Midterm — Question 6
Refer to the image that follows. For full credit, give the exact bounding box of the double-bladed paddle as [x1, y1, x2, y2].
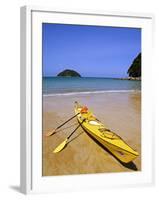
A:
[53, 119, 85, 153]
[45, 112, 80, 137]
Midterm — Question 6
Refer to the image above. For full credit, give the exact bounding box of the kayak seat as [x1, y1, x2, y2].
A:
[88, 120, 101, 126]
[98, 128, 120, 139]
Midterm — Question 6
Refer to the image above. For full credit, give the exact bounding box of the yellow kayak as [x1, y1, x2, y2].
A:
[74, 101, 139, 163]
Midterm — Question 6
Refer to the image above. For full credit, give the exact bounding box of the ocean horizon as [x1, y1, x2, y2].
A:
[42, 77, 141, 96]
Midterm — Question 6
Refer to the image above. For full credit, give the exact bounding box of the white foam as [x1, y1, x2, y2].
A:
[43, 90, 141, 97]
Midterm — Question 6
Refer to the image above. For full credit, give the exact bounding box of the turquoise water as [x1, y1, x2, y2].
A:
[43, 77, 141, 95]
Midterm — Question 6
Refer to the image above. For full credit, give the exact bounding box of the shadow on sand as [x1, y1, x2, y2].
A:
[84, 129, 138, 171]
[58, 123, 138, 171]
[49, 122, 79, 136]
[67, 131, 84, 144]
[53, 131, 84, 153]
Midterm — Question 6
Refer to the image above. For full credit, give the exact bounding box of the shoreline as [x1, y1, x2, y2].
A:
[43, 89, 141, 97]
[119, 77, 141, 81]
[42, 91, 141, 176]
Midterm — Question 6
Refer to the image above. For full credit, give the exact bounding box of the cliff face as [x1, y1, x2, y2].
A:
[57, 69, 81, 77]
[127, 53, 141, 78]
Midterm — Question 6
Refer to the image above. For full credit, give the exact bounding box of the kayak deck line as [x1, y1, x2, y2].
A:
[82, 123, 138, 157]
[74, 101, 139, 163]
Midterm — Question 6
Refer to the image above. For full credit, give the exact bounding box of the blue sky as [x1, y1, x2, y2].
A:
[42, 23, 141, 78]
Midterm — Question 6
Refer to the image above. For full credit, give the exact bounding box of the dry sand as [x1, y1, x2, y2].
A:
[42, 92, 141, 176]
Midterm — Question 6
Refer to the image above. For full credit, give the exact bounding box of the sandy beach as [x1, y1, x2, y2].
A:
[42, 91, 141, 176]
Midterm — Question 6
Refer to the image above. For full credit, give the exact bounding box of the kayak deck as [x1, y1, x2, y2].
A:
[74, 102, 139, 163]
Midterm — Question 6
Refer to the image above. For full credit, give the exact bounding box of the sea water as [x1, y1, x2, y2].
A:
[43, 77, 141, 96]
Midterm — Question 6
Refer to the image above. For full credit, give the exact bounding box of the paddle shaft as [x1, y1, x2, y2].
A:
[67, 119, 85, 140]
[55, 112, 80, 130]
[53, 118, 86, 153]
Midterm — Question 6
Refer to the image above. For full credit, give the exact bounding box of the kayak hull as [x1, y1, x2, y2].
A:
[74, 102, 139, 163]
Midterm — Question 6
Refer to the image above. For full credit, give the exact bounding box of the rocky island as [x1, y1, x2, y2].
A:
[127, 53, 141, 80]
[57, 69, 81, 77]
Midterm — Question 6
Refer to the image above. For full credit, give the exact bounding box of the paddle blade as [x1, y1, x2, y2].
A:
[53, 139, 68, 153]
[45, 129, 56, 137]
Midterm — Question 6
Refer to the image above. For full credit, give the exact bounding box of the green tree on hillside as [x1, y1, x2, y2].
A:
[127, 53, 141, 77]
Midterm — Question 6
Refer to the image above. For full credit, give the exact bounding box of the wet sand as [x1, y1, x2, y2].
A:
[42, 92, 141, 176]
